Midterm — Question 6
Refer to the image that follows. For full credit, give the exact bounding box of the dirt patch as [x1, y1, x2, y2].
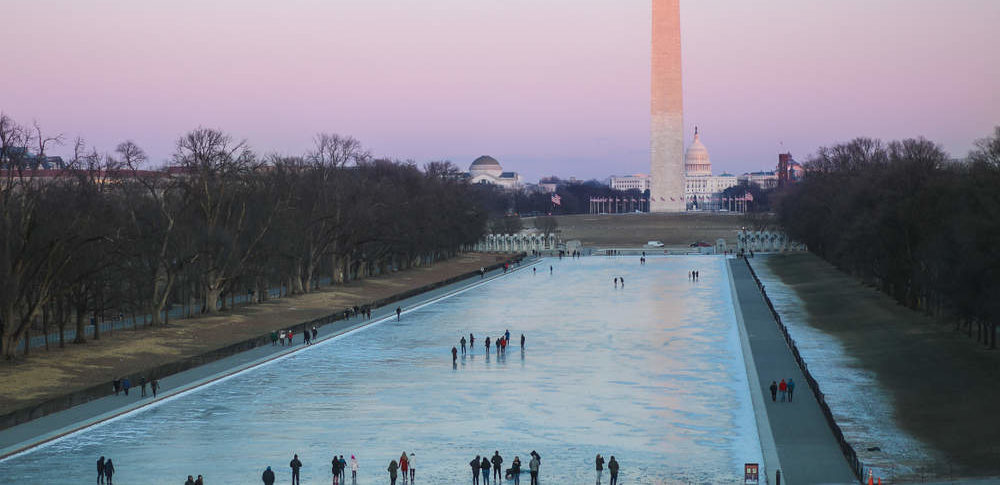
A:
[763, 253, 1000, 478]
[524, 212, 744, 247]
[0, 254, 501, 416]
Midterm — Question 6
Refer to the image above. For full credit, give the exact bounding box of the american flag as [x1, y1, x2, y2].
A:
[745, 192, 754, 202]
[551, 194, 562, 205]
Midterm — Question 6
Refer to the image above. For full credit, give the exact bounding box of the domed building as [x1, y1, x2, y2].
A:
[684, 127, 711, 177]
[467, 155, 522, 190]
[683, 128, 739, 210]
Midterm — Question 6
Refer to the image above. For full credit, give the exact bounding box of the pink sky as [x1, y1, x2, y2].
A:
[2, 0, 997, 181]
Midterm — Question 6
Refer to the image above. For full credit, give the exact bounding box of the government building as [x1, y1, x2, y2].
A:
[683, 128, 739, 210]
[465, 155, 522, 190]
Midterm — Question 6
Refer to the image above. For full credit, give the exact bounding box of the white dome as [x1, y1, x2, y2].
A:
[684, 128, 711, 177]
[469, 155, 503, 177]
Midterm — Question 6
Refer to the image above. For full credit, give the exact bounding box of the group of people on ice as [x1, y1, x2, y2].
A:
[454, 330, 524, 363]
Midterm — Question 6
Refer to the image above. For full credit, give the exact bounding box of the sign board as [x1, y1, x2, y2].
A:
[744, 463, 759, 484]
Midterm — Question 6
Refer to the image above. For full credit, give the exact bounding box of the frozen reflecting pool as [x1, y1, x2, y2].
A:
[1, 256, 761, 484]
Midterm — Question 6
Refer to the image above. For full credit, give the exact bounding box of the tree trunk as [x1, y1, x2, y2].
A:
[292, 263, 305, 294]
[73, 310, 87, 344]
[205, 286, 222, 314]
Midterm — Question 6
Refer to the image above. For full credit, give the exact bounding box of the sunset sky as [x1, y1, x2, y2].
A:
[2, 0, 997, 181]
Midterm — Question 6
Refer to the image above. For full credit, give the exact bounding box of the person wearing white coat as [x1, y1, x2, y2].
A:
[350, 455, 359, 483]
[408, 453, 415, 482]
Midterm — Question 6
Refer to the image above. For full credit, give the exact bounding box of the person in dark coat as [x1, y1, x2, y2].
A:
[453, 346, 458, 364]
[769, 381, 778, 402]
[480, 457, 491, 484]
[113, 379, 121, 396]
[470, 455, 481, 485]
[396, 307, 402, 321]
[97, 456, 105, 484]
[185, 476, 196, 485]
[290, 454, 303, 485]
[510, 456, 522, 485]
[103, 458, 115, 485]
[595, 454, 605, 484]
[122, 378, 131, 396]
[139, 376, 147, 397]
[332, 456, 342, 484]
[787, 378, 796, 402]
[608, 456, 619, 485]
[261, 466, 275, 485]
[151, 378, 160, 398]
[387, 459, 399, 485]
[195, 475, 204, 485]
[491, 451, 503, 482]
[521, 334, 525, 349]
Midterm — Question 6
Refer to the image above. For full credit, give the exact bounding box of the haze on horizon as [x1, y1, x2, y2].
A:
[2, 0, 997, 181]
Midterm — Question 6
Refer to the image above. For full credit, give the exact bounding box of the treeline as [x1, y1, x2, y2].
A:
[0, 114, 488, 359]
[777, 127, 1000, 347]
[473, 180, 647, 218]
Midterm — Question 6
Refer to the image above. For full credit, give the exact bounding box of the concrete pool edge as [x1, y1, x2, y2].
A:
[726, 258, 782, 484]
[0, 257, 541, 461]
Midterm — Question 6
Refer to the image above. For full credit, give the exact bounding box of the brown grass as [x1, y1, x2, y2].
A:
[0, 253, 500, 416]
[524, 212, 744, 247]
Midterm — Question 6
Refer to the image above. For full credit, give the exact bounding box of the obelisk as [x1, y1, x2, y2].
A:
[649, 0, 685, 212]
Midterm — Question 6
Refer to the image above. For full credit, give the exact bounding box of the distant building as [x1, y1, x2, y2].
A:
[610, 174, 650, 192]
[682, 129, 739, 210]
[0, 147, 64, 170]
[467, 155, 522, 190]
[739, 171, 779, 190]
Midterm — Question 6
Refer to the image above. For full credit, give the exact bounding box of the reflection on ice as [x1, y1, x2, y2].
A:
[1, 256, 761, 484]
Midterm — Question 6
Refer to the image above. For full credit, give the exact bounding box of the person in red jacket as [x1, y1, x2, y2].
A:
[778, 379, 788, 402]
[399, 452, 409, 483]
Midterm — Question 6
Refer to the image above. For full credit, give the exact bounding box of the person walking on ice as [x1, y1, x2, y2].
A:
[779, 379, 788, 402]
[408, 452, 415, 482]
[289, 454, 303, 485]
[103, 458, 115, 485]
[769, 381, 778, 402]
[787, 378, 796, 402]
[396, 306, 402, 321]
[350, 455, 358, 483]
[387, 459, 398, 485]
[399, 452, 409, 483]
[529, 453, 540, 485]
[470, 455, 481, 485]
[608, 456, 619, 485]
[261, 466, 275, 485]
[452, 346, 458, 364]
[480, 456, 491, 484]
[595, 453, 604, 484]
[460, 336, 467, 354]
[491, 451, 503, 483]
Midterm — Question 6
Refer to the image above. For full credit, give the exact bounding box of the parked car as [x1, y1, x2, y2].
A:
[689, 241, 712, 247]
[646, 240, 665, 247]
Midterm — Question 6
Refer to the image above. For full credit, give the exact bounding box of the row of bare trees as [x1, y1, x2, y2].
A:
[777, 127, 1000, 348]
[0, 114, 488, 359]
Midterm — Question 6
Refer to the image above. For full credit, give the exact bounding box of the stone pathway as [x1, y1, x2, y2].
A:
[728, 258, 858, 484]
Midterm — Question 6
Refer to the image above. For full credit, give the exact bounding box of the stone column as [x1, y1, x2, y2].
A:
[650, 0, 685, 212]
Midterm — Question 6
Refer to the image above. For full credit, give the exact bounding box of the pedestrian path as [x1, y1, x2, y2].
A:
[0, 259, 539, 460]
[728, 259, 858, 484]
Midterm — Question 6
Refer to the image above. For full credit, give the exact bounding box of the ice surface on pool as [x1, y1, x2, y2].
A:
[1, 256, 761, 484]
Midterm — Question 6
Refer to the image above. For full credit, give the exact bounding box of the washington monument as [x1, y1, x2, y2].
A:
[649, 0, 685, 212]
